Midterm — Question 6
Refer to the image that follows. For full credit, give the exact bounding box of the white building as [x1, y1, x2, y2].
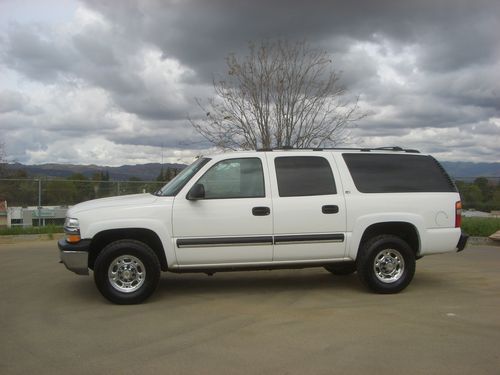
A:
[7, 206, 69, 227]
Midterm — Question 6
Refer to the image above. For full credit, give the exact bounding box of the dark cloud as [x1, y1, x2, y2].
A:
[0, 0, 499, 164]
[83, 0, 500, 77]
[3, 24, 76, 81]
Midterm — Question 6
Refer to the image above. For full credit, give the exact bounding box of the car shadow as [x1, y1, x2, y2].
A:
[154, 269, 364, 298]
[64, 269, 456, 304]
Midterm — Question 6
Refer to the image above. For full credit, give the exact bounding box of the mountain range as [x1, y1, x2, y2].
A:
[3, 160, 499, 181]
[440, 161, 499, 179]
[4, 162, 186, 181]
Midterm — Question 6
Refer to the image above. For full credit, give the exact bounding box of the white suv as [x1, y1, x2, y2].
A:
[59, 147, 468, 304]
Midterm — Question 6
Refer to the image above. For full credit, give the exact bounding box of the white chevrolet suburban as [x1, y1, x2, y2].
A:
[59, 147, 468, 304]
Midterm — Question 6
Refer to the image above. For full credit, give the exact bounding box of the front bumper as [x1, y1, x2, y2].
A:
[456, 232, 469, 252]
[58, 239, 91, 275]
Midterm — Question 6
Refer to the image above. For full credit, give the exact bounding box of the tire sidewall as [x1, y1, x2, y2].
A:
[357, 235, 415, 294]
[94, 240, 160, 304]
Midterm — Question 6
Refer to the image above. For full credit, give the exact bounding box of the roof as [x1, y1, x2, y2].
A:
[204, 147, 424, 160]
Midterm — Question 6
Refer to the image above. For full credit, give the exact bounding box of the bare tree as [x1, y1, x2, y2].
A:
[189, 39, 363, 150]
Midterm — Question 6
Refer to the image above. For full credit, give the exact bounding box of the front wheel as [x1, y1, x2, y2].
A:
[94, 240, 161, 304]
[357, 235, 415, 294]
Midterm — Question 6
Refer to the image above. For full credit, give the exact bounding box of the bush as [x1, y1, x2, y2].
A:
[0, 225, 63, 236]
[461, 217, 500, 237]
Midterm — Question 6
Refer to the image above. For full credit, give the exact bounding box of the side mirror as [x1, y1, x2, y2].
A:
[187, 183, 205, 200]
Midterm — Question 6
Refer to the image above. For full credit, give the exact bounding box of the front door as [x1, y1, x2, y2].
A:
[172, 156, 273, 266]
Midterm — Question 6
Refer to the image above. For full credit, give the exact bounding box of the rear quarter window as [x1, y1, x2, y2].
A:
[342, 153, 456, 193]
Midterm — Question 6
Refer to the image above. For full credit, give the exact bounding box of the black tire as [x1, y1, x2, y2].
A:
[356, 234, 415, 294]
[94, 240, 161, 304]
[324, 262, 356, 276]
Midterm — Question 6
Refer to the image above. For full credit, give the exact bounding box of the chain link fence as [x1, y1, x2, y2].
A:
[0, 178, 166, 227]
[0, 178, 165, 207]
[1, 177, 499, 227]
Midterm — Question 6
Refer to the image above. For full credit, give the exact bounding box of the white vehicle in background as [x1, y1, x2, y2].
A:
[59, 147, 468, 304]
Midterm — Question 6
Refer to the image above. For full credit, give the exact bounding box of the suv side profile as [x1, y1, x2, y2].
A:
[59, 147, 468, 304]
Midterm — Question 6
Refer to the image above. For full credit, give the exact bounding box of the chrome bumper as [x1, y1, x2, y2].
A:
[58, 239, 90, 275]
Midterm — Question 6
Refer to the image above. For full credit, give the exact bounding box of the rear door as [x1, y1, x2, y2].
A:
[267, 152, 346, 261]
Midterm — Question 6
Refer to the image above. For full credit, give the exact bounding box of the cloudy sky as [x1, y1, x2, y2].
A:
[0, 0, 499, 166]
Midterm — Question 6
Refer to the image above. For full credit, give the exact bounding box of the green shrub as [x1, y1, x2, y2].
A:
[461, 217, 500, 237]
[0, 225, 63, 236]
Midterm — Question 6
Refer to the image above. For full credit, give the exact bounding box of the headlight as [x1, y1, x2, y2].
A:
[64, 217, 81, 243]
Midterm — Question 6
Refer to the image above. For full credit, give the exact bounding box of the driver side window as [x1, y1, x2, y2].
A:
[197, 158, 265, 199]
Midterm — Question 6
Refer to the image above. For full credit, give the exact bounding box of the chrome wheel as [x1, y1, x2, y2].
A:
[373, 248, 405, 283]
[108, 255, 146, 293]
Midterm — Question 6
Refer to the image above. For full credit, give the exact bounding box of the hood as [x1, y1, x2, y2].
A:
[68, 194, 159, 216]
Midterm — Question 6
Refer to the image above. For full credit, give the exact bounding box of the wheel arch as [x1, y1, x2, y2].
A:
[353, 221, 421, 259]
[88, 228, 168, 271]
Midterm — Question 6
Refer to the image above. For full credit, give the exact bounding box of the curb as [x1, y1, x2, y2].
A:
[467, 236, 500, 247]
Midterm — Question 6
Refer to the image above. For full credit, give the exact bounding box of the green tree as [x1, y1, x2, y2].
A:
[474, 177, 493, 203]
[467, 185, 483, 208]
[493, 185, 500, 211]
[91, 170, 112, 199]
[0, 170, 38, 206]
[45, 179, 78, 206]
[67, 173, 93, 203]
[456, 177, 499, 212]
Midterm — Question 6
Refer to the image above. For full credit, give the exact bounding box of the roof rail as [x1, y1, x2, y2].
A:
[256, 146, 420, 153]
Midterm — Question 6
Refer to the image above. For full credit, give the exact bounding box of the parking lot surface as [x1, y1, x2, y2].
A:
[1, 241, 499, 374]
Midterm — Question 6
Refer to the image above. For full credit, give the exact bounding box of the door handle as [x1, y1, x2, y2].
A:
[252, 206, 270, 216]
[322, 205, 339, 214]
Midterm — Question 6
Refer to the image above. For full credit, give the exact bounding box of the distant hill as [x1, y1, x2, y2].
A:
[440, 161, 499, 179]
[3, 160, 499, 181]
[4, 162, 186, 181]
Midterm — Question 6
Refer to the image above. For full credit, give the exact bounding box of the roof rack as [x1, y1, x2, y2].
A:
[256, 146, 420, 153]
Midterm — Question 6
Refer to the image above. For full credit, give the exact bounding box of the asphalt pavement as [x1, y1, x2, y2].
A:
[1, 241, 499, 374]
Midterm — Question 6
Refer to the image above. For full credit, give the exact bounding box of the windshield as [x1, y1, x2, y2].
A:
[156, 157, 211, 196]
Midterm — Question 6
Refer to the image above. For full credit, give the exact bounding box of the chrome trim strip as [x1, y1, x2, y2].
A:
[176, 234, 344, 248]
[177, 236, 273, 249]
[177, 242, 272, 248]
[275, 239, 344, 245]
[274, 234, 345, 245]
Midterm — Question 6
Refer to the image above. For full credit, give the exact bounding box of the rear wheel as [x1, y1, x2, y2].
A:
[357, 235, 415, 294]
[94, 240, 160, 304]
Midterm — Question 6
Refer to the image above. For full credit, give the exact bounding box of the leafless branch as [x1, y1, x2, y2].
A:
[189, 39, 364, 150]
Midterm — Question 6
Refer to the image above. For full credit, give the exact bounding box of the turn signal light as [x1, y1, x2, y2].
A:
[455, 201, 462, 228]
[66, 234, 81, 243]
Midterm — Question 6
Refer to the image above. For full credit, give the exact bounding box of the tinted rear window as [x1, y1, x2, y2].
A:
[342, 154, 456, 193]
